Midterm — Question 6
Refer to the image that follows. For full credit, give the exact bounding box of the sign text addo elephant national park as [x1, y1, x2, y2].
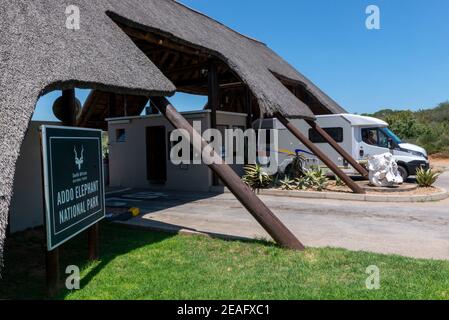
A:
[41, 126, 105, 251]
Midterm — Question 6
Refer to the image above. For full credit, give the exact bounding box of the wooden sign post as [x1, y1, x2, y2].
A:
[40, 125, 105, 296]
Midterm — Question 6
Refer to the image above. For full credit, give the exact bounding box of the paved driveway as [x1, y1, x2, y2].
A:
[113, 171, 449, 260]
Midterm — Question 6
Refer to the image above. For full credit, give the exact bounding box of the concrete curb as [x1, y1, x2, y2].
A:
[257, 188, 449, 203]
[212, 186, 449, 203]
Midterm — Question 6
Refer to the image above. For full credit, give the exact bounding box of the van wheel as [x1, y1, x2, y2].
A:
[398, 165, 408, 181]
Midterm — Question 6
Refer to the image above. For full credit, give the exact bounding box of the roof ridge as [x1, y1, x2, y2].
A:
[173, 0, 267, 46]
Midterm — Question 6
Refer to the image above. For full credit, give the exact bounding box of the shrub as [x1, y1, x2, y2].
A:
[310, 168, 329, 191]
[416, 168, 439, 187]
[295, 168, 329, 191]
[242, 164, 272, 191]
[364, 102, 449, 156]
[278, 176, 296, 190]
[294, 176, 312, 190]
[334, 175, 345, 187]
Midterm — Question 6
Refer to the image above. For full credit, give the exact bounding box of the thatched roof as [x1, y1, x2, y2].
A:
[0, 0, 346, 267]
[107, 0, 345, 117]
[77, 92, 149, 130]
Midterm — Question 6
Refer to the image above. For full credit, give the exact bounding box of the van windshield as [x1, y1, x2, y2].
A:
[381, 127, 402, 145]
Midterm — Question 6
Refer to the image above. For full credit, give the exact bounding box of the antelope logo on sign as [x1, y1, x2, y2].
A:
[74, 145, 84, 170]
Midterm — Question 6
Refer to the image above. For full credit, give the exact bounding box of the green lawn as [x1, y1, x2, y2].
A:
[1, 223, 448, 300]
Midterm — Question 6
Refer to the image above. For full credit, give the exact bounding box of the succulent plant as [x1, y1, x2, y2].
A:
[242, 164, 272, 191]
[416, 168, 439, 187]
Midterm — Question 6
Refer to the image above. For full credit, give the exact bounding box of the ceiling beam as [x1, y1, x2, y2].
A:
[119, 24, 210, 58]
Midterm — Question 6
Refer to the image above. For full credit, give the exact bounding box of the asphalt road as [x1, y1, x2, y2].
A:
[116, 171, 449, 260]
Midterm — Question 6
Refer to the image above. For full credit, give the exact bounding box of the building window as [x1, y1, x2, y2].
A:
[116, 129, 126, 143]
[309, 127, 344, 143]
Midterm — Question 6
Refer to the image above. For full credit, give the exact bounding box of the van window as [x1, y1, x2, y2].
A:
[361, 128, 389, 148]
[309, 127, 343, 143]
[377, 129, 389, 148]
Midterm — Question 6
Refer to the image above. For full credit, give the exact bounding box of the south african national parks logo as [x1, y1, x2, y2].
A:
[74, 145, 84, 171]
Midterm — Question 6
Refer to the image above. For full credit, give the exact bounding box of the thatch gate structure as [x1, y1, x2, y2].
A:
[0, 0, 368, 268]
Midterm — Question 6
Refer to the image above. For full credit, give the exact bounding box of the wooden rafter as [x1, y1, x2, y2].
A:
[119, 23, 209, 58]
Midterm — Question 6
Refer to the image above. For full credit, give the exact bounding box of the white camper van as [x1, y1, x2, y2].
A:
[255, 114, 429, 180]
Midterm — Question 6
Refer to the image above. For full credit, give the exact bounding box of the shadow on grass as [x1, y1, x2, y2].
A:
[1, 221, 279, 300]
[0, 223, 174, 300]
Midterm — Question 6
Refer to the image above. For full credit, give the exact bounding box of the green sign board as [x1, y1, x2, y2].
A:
[41, 126, 105, 251]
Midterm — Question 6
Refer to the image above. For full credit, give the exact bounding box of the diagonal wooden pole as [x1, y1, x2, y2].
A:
[306, 120, 369, 178]
[151, 96, 305, 250]
[276, 113, 365, 194]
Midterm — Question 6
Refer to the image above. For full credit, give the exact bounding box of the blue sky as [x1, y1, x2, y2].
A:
[33, 0, 449, 120]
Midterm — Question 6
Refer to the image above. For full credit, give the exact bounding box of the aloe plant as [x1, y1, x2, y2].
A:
[278, 176, 296, 190]
[311, 168, 329, 191]
[334, 175, 345, 187]
[295, 168, 329, 191]
[242, 164, 272, 191]
[416, 168, 439, 187]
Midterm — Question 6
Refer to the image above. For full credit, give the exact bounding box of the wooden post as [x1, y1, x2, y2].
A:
[45, 248, 60, 297]
[147, 99, 159, 115]
[88, 223, 100, 261]
[123, 94, 128, 117]
[61, 89, 77, 126]
[39, 132, 59, 297]
[64, 89, 100, 261]
[276, 113, 365, 194]
[208, 61, 219, 130]
[108, 92, 117, 118]
[244, 87, 253, 130]
[151, 96, 305, 250]
[208, 61, 219, 186]
[306, 120, 369, 178]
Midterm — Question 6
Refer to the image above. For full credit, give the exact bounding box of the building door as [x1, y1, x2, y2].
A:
[146, 126, 167, 183]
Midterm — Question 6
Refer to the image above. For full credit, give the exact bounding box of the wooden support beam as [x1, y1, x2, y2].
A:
[88, 223, 100, 261]
[119, 24, 208, 58]
[77, 91, 101, 127]
[163, 62, 208, 76]
[176, 87, 209, 96]
[244, 87, 253, 129]
[45, 248, 60, 297]
[306, 120, 369, 178]
[167, 52, 181, 70]
[208, 61, 219, 130]
[40, 129, 59, 297]
[123, 95, 128, 117]
[159, 51, 172, 68]
[208, 61, 219, 186]
[64, 89, 100, 261]
[220, 82, 244, 90]
[276, 113, 366, 194]
[147, 99, 159, 115]
[151, 96, 305, 251]
[108, 92, 117, 118]
[61, 89, 77, 126]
